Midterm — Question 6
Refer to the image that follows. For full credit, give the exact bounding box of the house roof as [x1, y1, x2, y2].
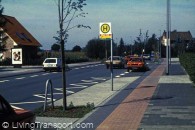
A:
[1, 15, 41, 47]
[163, 30, 193, 41]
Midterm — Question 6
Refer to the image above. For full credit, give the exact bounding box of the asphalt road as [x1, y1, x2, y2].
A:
[0, 62, 155, 111]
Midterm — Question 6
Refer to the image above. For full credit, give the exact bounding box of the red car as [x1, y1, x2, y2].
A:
[0, 95, 35, 129]
[127, 57, 148, 72]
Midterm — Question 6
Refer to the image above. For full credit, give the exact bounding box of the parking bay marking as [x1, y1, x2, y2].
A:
[0, 80, 9, 83]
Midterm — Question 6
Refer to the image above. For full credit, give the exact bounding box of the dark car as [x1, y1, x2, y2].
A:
[0, 95, 35, 129]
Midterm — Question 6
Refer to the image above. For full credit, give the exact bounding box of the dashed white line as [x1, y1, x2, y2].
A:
[42, 73, 50, 75]
[16, 77, 26, 80]
[115, 76, 121, 78]
[91, 77, 107, 81]
[30, 75, 39, 78]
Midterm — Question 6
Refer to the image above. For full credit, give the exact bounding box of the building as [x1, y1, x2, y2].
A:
[0, 15, 42, 63]
[161, 30, 194, 56]
[161, 30, 193, 46]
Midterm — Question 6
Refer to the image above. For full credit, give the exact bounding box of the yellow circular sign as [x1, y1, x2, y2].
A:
[101, 24, 110, 33]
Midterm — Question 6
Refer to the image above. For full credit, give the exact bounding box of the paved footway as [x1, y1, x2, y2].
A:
[96, 63, 166, 130]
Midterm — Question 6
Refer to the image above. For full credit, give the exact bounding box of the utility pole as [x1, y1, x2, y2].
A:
[166, 0, 171, 75]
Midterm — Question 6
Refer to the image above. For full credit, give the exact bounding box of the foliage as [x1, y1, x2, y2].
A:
[179, 52, 195, 84]
[85, 38, 107, 59]
[117, 38, 125, 56]
[0, 0, 7, 53]
[51, 43, 60, 51]
[65, 51, 89, 63]
[34, 102, 95, 118]
[145, 34, 158, 54]
[53, 0, 90, 43]
[72, 45, 82, 52]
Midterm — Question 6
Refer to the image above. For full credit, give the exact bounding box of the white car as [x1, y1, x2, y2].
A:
[43, 58, 62, 71]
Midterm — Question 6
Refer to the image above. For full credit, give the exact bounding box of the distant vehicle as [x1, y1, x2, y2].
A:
[142, 54, 151, 60]
[127, 57, 148, 72]
[105, 56, 125, 69]
[0, 95, 35, 129]
[43, 58, 62, 72]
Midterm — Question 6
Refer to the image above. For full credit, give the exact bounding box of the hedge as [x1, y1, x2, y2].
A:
[179, 52, 195, 84]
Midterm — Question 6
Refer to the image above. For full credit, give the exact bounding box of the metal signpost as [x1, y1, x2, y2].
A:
[99, 22, 113, 91]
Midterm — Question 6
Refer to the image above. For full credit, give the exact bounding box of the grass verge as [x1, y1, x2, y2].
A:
[34, 102, 94, 118]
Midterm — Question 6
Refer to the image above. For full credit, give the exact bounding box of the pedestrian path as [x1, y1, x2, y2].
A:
[139, 60, 195, 130]
[96, 62, 166, 130]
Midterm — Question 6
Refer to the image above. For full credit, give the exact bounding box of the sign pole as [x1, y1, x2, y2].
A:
[99, 22, 113, 91]
[111, 35, 113, 91]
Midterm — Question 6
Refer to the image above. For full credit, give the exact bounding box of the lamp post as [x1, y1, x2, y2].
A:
[166, 0, 171, 75]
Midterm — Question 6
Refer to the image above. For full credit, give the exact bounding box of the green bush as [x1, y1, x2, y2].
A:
[179, 53, 195, 84]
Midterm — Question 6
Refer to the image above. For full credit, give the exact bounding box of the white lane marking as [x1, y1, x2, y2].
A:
[69, 84, 88, 88]
[0, 80, 9, 83]
[91, 77, 107, 81]
[120, 73, 125, 76]
[74, 68, 80, 70]
[16, 77, 26, 80]
[30, 75, 39, 78]
[67, 90, 75, 94]
[81, 80, 99, 84]
[11, 105, 24, 110]
[115, 75, 121, 78]
[54, 88, 75, 94]
[42, 73, 50, 75]
[125, 72, 129, 74]
[81, 67, 85, 69]
[34, 94, 56, 101]
[11, 101, 45, 104]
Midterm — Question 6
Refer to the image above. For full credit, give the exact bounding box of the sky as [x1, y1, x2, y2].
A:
[2, 0, 195, 50]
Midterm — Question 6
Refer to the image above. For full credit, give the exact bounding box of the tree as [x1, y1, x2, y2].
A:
[145, 34, 158, 54]
[51, 43, 60, 51]
[72, 45, 82, 52]
[54, 0, 90, 110]
[0, 0, 6, 53]
[117, 38, 125, 56]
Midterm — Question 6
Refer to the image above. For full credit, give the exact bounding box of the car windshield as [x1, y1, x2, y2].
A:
[108, 57, 120, 60]
[131, 58, 142, 62]
[44, 59, 56, 63]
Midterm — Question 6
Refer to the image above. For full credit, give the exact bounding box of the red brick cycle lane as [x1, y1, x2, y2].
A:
[96, 63, 166, 130]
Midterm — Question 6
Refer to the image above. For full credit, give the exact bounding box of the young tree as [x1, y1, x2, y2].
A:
[54, 0, 90, 110]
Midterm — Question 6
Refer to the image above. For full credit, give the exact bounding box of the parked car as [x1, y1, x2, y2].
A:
[127, 57, 148, 72]
[43, 58, 62, 72]
[0, 95, 35, 129]
[105, 56, 125, 69]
